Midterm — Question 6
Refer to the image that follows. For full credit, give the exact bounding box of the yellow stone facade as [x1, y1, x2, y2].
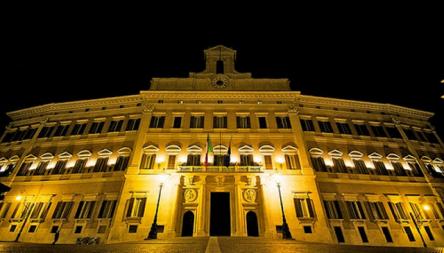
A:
[0, 45, 443, 247]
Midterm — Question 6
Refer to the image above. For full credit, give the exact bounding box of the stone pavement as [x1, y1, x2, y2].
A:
[0, 237, 443, 253]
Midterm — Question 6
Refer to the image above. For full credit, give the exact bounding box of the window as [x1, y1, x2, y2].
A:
[213, 116, 227, 128]
[108, 120, 123, 132]
[0, 202, 11, 218]
[35, 161, 49, 175]
[89, 122, 104, 134]
[318, 121, 333, 133]
[346, 201, 366, 219]
[126, 198, 146, 218]
[186, 155, 201, 166]
[404, 128, 418, 141]
[213, 155, 224, 166]
[276, 116, 291, 129]
[285, 154, 300, 170]
[240, 155, 253, 166]
[324, 200, 343, 219]
[75, 201, 96, 219]
[373, 161, 388, 175]
[353, 160, 369, 174]
[190, 116, 205, 128]
[424, 226, 434, 241]
[10, 224, 17, 232]
[30, 202, 51, 220]
[97, 225, 107, 233]
[258, 117, 267, 129]
[53, 124, 70, 137]
[38, 126, 56, 138]
[140, 154, 156, 169]
[114, 156, 129, 171]
[354, 124, 370, 136]
[149, 116, 165, 128]
[334, 226, 345, 243]
[425, 131, 438, 143]
[22, 128, 37, 140]
[371, 125, 386, 137]
[167, 155, 176, 169]
[300, 119, 315, 131]
[173, 117, 182, 128]
[128, 225, 138, 233]
[336, 122, 351, 134]
[414, 130, 427, 142]
[303, 226, 312, 233]
[71, 123, 87, 135]
[388, 202, 408, 221]
[404, 226, 415, 241]
[51, 160, 67, 175]
[93, 157, 110, 172]
[52, 201, 74, 219]
[28, 225, 37, 233]
[126, 118, 140, 131]
[236, 116, 251, 128]
[364, 202, 389, 220]
[17, 162, 32, 176]
[216, 60, 224, 74]
[331, 158, 347, 173]
[311, 157, 327, 172]
[409, 202, 424, 220]
[389, 161, 405, 176]
[264, 155, 273, 170]
[294, 198, 315, 218]
[98, 200, 117, 219]
[74, 225, 83, 234]
[71, 159, 87, 174]
[358, 226, 368, 243]
[385, 126, 401, 139]
[381, 227, 393, 243]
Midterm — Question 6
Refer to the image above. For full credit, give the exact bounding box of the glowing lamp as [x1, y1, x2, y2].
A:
[156, 156, 165, 164]
[253, 155, 262, 164]
[272, 173, 283, 185]
[230, 156, 238, 164]
[178, 155, 187, 164]
[422, 204, 431, 211]
[15, 195, 23, 201]
[275, 156, 285, 164]
[365, 161, 375, 169]
[158, 174, 169, 185]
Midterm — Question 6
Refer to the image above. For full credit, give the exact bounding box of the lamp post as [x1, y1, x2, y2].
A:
[14, 195, 33, 242]
[409, 203, 432, 248]
[273, 174, 292, 239]
[146, 174, 168, 240]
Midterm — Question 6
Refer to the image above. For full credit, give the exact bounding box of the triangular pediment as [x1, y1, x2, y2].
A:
[421, 156, 432, 162]
[143, 145, 160, 153]
[9, 155, 19, 162]
[118, 147, 132, 155]
[213, 145, 228, 153]
[434, 158, 443, 164]
[40, 153, 54, 160]
[77, 150, 92, 158]
[281, 145, 298, 153]
[187, 145, 202, 152]
[309, 148, 324, 155]
[328, 150, 343, 157]
[98, 149, 113, 156]
[58, 152, 72, 159]
[166, 145, 181, 153]
[238, 145, 254, 153]
[368, 152, 383, 159]
[24, 154, 37, 160]
[349, 151, 363, 158]
[403, 155, 416, 161]
[0, 157, 7, 163]
[259, 145, 275, 153]
[386, 153, 400, 160]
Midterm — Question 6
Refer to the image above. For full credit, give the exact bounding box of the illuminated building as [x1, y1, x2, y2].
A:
[0, 45, 443, 247]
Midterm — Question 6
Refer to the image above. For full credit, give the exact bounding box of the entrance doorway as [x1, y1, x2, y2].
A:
[210, 192, 231, 236]
[246, 211, 259, 236]
[181, 211, 194, 236]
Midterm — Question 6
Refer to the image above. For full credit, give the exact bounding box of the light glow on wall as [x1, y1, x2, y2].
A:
[66, 160, 76, 168]
[365, 160, 375, 169]
[29, 162, 38, 170]
[385, 162, 394, 170]
[253, 155, 262, 164]
[178, 155, 187, 164]
[108, 157, 117, 166]
[275, 156, 285, 164]
[344, 160, 355, 168]
[324, 158, 334, 167]
[402, 162, 412, 170]
[156, 155, 165, 164]
[46, 161, 57, 170]
[86, 158, 97, 167]
[230, 156, 238, 164]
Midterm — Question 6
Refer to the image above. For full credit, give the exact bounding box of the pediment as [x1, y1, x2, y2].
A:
[213, 145, 228, 153]
[259, 145, 275, 153]
[421, 156, 432, 162]
[368, 152, 383, 159]
[348, 151, 363, 158]
[281, 145, 298, 153]
[9, 155, 20, 162]
[166, 145, 181, 153]
[143, 145, 160, 153]
[309, 148, 324, 155]
[187, 145, 202, 152]
[98, 149, 113, 156]
[24, 154, 37, 160]
[386, 153, 400, 160]
[403, 155, 416, 161]
[433, 158, 443, 164]
[238, 145, 254, 153]
[118, 147, 132, 154]
[58, 152, 72, 159]
[77, 150, 92, 158]
[328, 150, 343, 157]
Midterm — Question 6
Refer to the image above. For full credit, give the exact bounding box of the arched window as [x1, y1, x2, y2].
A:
[309, 148, 326, 172]
[140, 145, 160, 170]
[282, 145, 300, 170]
[94, 149, 113, 173]
[114, 147, 132, 171]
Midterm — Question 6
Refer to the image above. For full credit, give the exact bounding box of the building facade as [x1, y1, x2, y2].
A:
[0, 45, 444, 247]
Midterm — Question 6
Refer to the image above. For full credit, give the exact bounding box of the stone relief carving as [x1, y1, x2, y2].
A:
[242, 189, 257, 203]
[184, 189, 198, 203]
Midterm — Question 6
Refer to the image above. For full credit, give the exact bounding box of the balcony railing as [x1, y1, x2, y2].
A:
[177, 165, 262, 173]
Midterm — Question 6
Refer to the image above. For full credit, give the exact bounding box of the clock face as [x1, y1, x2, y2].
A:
[212, 75, 230, 88]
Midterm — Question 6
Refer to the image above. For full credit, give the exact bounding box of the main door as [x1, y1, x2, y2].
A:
[210, 192, 231, 236]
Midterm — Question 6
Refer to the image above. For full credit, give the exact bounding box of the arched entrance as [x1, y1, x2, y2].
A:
[246, 211, 259, 236]
[181, 211, 194, 236]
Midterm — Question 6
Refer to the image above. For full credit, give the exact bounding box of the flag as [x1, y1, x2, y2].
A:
[224, 138, 231, 167]
[205, 133, 213, 167]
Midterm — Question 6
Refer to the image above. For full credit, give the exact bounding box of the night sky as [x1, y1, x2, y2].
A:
[2, 7, 444, 137]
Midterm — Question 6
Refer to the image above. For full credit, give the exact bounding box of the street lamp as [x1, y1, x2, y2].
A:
[272, 174, 292, 239]
[146, 174, 168, 240]
[409, 203, 431, 248]
[14, 195, 33, 242]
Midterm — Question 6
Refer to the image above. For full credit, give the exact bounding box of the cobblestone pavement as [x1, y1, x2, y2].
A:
[0, 237, 443, 253]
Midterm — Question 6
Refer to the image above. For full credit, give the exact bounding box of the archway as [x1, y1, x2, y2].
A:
[246, 211, 259, 236]
[181, 211, 194, 236]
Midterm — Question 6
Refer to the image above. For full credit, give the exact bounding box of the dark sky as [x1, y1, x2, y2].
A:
[2, 7, 444, 137]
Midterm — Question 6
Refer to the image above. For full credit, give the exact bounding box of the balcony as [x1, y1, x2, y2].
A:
[177, 165, 262, 173]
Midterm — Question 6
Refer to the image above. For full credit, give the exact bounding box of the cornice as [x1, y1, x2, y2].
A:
[140, 90, 301, 100]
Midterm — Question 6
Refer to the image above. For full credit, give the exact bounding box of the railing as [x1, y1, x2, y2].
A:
[177, 165, 262, 173]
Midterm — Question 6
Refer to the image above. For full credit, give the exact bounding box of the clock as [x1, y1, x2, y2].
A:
[211, 74, 230, 88]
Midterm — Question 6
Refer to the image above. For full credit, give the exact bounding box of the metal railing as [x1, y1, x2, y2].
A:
[177, 165, 262, 173]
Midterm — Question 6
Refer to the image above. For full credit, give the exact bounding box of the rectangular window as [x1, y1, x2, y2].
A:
[331, 158, 347, 173]
[318, 121, 333, 133]
[71, 159, 87, 174]
[149, 116, 165, 128]
[0, 202, 11, 218]
[126, 198, 146, 218]
[71, 123, 87, 136]
[108, 120, 124, 132]
[409, 202, 424, 220]
[38, 126, 56, 138]
[285, 154, 301, 170]
[373, 161, 388, 175]
[128, 225, 138, 233]
[186, 155, 201, 166]
[140, 154, 156, 170]
[126, 118, 141, 131]
[404, 128, 418, 141]
[51, 160, 67, 175]
[276, 116, 291, 129]
[388, 202, 408, 222]
[336, 122, 351, 134]
[264, 155, 273, 170]
[404, 226, 415, 242]
[294, 198, 315, 218]
[381, 227, 393, 243]
[93, 157, 109, 172]
[425, 131, 438, 143]
[334, 226, 345, 243]
[172, 117, 182, 128]
[28, 225, 37, 233]
[75, 201, 96, 219]
[414, 130, 427, 142]
[113, 156, 129, 171]
[213, 116, 228, 128]
[323, 200, 343, 219]
[74, 225, 83, 234]
[89, 122, 104, 134]
[311, 157, 327, 172]
[258, 117, 267, 129]
[346, 201, 366, 219]
[424, 226, 434, 240]
[23, 128, 37, 140]
[53, 124, 70, 137]
[52, 201, 74, 219]
[371, 125, 387, 137]
[300, 119, 315, 131]
[98, 200, 117, 219]
[17, 162, 32, 176]
[353, 159, 368, 174]
[213, 155, 224, 166]
[35, 161, 49, 175]
[167, 155, 176, 169]
[303, 226, 312, 233]
[391, 161, 406, 176]
[236, 116, 251, 129]
[240, 155, 253, 166]
[190, 116, 205, 128]
[30, 202, 51, 220]
[364, 202, 389, 220]
[358, 226, 368, 243]
[354, 124, 370, 136]
[385, 126, 402, 139]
